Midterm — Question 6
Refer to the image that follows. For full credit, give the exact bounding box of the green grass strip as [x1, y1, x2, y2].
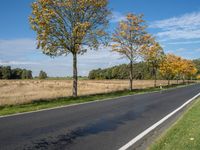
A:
[0, 83, 195, 116]
[150, 97, 200, 150]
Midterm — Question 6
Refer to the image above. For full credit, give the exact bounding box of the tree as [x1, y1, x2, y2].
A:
[0, 66, 2, 79]
[21, 70, 27, 79]
[27, 70, 33, 79]
[197, 74, 200, 80]
[159, 54, 178, 85]
[160, 54, 198, 85]
[39, 70, 48, 79]
[88, 70, 96, 80]
[30, 0, 110, 97]
[21, 70, 33, 79]
[11, 68, 23, 79]
[2, 66, 11, 79]
[88, 62, 152, 80]
[112, 13, 148, 91]
[180, 59, 197, 83]
[141, 36, 164, 87]
[193, 59, 200, 74]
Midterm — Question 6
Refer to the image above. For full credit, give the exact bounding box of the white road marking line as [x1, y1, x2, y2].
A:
[119, 92, 200, 150]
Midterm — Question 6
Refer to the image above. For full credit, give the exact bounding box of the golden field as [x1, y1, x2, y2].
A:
[0, 80, 182, 106]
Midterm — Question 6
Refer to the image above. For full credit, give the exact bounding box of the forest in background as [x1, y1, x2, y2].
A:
[88, 59, 200, 80]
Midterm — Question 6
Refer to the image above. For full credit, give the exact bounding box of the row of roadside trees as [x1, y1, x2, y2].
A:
[29, 0, 198, 97]
[111, 14, 197, 89]
[159, 54, 197, 85]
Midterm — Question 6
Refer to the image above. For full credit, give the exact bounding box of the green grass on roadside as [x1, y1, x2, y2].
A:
[0, 83, 195, 116]
[150, 97, 200, 150]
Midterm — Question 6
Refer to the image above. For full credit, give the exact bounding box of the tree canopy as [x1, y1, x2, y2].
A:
[159, 54, 197, 83]
[39, 70, 48, 79]
[140, 35, 164, 86]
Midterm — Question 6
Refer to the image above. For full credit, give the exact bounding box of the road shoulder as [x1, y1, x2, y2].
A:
[134, 98, 200, 150]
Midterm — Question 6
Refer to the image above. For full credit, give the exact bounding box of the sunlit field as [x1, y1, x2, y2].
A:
[0, 80, 186, 106]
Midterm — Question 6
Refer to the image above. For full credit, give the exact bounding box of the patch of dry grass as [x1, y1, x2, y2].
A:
[0, 80, 181, 106]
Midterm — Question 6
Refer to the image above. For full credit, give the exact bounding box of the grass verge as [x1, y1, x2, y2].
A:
[149, 97, 200, 150]
[0, 83, 195, 116]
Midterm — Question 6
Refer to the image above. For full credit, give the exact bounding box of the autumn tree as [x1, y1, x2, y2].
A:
[159, 54, 178, 85]
[159, 54, 197, 85]
[193, 59, 200, 74]
[180, 59, 197, 83]
[141, 35, 164, 87]
[30, 0, 110, 97]
[112, 13, 147, 91]
[160, 54, 182, 84]
[197, 74, 200, 80]
[186, 62, 198, 81]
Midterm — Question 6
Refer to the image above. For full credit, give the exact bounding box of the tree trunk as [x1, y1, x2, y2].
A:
[73, 53, 78, 97]
[190, 77, 193, 84]
[168, 79, 170, 86]
[183, 75, 185, 84]
[176, 74, 178, 84]
[154, 68, 157, 88]
[129, 61, 133, 91]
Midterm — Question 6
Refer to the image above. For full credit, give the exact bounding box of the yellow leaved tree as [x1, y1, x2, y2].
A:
[159, 54, 179, 85]
[160, 54, 197, 85]
[140, 35, 164, 87]
[197, 74, 200, 80]
[180, 59, 197, 83]
[29, 0, 110, 97]
[112, 13, 148, 91]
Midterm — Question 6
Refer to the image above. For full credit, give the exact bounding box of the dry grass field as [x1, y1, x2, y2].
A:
[0, 80, 182, 106]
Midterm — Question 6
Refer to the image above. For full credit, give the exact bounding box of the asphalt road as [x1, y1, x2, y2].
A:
[0, 84, 200, 150]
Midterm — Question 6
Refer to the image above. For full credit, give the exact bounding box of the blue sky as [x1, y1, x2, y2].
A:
[0, 0, 200, 76]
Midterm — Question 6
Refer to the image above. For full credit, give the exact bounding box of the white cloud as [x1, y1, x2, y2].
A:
[0, 38, 40, 59]
[156, 29, 200, 40]
[0, 38, 125, 76]
[0, 60, 39, 65]
[150, 12, 200, 40]
[150, 12, 200, 29]
[167, 40, 200, 45]
[165, 48, 200, 59]
[0, 38, 37, 53]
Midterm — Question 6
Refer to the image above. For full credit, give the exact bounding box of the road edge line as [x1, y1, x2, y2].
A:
[118, 92, 200, 150]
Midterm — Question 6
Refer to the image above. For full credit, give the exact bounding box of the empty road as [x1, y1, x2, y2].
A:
[0, 84, 200, 150]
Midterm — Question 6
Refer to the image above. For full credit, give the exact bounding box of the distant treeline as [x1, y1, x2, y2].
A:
[89, 59, 200, 80]
[89, 62, 158, 80]
[0, 66, 33, 80]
